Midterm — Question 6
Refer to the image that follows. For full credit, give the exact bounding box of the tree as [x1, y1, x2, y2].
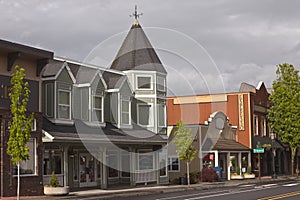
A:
[7, 66, 34, 200]
[172, 121, 197, 186]
[267, 63, 300, 176]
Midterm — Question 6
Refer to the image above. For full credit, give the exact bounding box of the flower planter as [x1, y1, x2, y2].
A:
[244, 174, 255, 179]
[44, 186, 69, 196]
[230, 174, 244, 180]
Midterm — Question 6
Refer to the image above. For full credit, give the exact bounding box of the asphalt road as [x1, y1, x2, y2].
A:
[107, 180, 300, 200]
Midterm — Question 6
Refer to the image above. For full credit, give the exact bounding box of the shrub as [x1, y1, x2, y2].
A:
[190, 171, 199, 184]
[199, 167, 218, 182]
[246, 166, 252, 174]
[50, 171, 59, 187]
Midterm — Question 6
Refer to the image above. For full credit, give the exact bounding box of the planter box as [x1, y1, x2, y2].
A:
[244, 174, 255, 179]
[44, 186, 69, 196]
[230, 175, 244, 180]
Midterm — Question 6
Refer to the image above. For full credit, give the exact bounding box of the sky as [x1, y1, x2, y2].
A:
[1, 0, 300, 96]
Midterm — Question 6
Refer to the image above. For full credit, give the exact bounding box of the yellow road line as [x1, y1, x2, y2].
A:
[258, 190, 300, 200]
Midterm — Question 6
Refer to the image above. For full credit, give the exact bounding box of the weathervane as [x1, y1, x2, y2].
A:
[130, 5, 142, 24]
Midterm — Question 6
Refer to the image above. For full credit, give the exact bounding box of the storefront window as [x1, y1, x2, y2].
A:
[121, 151, 130, 177]
[43, 148, 62, 175]
[138, 151, 154, 170]
[108, 151, 119, 178]
[159, 149, 167, 176]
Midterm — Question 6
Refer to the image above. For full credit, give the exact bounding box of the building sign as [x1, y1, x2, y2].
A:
[253, 148, 264, 153]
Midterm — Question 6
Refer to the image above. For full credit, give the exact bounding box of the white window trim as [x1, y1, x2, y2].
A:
[92, 95, 103, 123]
[136, 75, 153, 91]
[137, 103, 154, 127]
[158, 104, 166, 127]
[121, 98, 131, 126]
[13, 138, 37, 177]
[168, 156, 180, 172]
[58, 89, 72, 120]
[262, 117, 267, 136]
[157, 76, 166, 92]
[137, 150, 155, 171]
[254, 115, 259, 136]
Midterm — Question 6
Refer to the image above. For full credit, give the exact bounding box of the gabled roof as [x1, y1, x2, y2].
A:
[110, 22, 167, 74]
[239, 82, 256, 93]
[41, 60, 76, 83]
[102, 71, 127, 90]
[42, 117, 166, 144]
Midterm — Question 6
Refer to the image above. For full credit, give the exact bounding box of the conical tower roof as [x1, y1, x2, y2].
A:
[110, 20, 167, 74]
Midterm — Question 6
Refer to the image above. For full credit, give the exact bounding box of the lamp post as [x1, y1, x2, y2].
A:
[270, 132, 277, 179]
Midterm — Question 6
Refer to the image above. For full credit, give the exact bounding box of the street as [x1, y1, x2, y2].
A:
[105, 180, 300, 200]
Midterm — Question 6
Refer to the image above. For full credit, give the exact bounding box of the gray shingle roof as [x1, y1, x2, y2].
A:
[110, 23, 167, 74]
[42, 117, 166, 144]
[102, 71, 126, 89]
[41, 60, 64, 78]
[239, 82, 256, 93]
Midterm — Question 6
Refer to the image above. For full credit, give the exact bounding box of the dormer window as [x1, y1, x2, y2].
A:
[136, 75, 152, 90]
[92, 95, 103, 122]
[58, 89, 71, 120]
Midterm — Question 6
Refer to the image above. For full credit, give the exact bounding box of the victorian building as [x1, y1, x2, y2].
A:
[41, 16, 168, 189]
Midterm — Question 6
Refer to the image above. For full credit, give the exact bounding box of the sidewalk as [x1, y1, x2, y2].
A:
[1, 176, 297, 200]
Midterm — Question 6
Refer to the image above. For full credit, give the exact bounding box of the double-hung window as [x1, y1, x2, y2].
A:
[121, 98, 130, 125]
[262, 117, 267, 136]
[58, 89, 71, 119]
[168, 157, 179, 172]
[92, 95, 103, 122]
[157, 76, 166, 92]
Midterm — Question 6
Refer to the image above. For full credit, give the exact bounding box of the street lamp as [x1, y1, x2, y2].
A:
[270, 132, 277, 179]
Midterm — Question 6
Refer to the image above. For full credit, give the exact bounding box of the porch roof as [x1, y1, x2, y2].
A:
[212, 139, 250, 151]
[42, 117, 167, 145]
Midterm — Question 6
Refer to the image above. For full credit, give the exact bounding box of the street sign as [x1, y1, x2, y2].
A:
[253, 148, 264, 153]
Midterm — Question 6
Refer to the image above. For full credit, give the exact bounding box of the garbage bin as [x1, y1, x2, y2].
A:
[214, 166, 222, 181]
[180, 174, 187, 185]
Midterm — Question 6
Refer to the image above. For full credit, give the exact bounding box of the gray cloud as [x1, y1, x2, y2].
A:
[1, 0, 300, 94]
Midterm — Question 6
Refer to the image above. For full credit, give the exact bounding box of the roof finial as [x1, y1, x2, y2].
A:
[130, 5, 143, 25]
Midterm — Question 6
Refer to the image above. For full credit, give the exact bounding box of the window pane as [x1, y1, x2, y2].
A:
[92, 110, 102, 122]
[58, 105, 70, 119]
[122, 113, 129, 125]
[139, 153, 153, 170]
[93, 96, 102, 109]
[14, 139, 36, 175]
[121, 153, 130, 177]
[137, 77, 151, 89]
[59, 91, 70, 105]
[157, 77, 165, 91]
[138, 105, 150, 125]
[43, 150, 62, 175]
[158, 104, 165, 127]
[108, 152, 118, 178]
[122, 100, 129, 113]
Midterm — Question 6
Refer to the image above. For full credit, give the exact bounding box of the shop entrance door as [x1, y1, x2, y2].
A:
[79, 153, 97, 187]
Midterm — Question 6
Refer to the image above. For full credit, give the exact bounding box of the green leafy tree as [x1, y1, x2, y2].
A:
[173, 121, 197, 185]
[267, 63, 300, 176]
[7, 66, 34, 200]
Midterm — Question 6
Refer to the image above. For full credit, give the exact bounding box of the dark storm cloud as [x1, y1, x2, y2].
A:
[1, 0, 299, 94]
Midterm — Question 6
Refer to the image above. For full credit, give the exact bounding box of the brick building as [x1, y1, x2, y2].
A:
[0, 39, 53, 197]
